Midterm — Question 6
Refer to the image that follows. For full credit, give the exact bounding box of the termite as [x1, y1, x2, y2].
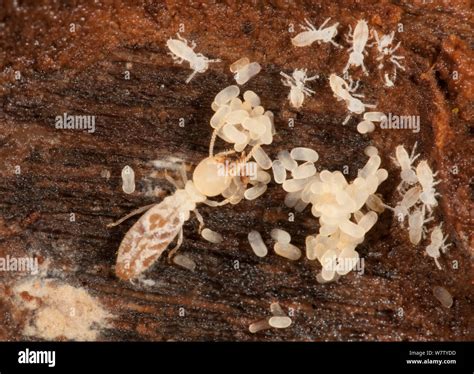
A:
[329, 74, 376, 124]
[109, 150, 257, 281]
[416, 160, 440, 212]
[280, 69, 318, 109]
[373, 30, 405, 71]
[167, 33, 221, 83]
[408, 205, 433, 245]
[343, 20, 370, 75]
[385, 185, 421, 225]
[393, 143, 419, 192]
[291, 18, 340, 48]
[426, 224, 451, 270]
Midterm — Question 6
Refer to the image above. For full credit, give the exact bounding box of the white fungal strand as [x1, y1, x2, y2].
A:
[433, 286, 453, 308]
[290, 147, 319, 163]
[248, 230, 268, 257]
[121, 165, 136, 194]
[272, 160, 287, 184]
[270, 228, 291, 245]
[173, 254, 196, 271]
[201, 228, 223, 244]
[274, 242, 301, 260]
[268, 316, 292, 329]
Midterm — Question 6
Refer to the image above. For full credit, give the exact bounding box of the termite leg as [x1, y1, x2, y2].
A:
[107, 204, 156, 228]
[165, 170, 181, 189]
[185, 70, 199, 84]
[342, 114, 351, 125]
[168, 227, 184, 259]
[193, 208, 205, 233]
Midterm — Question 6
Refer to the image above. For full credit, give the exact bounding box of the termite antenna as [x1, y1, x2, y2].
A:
[208, 122, 225, 157]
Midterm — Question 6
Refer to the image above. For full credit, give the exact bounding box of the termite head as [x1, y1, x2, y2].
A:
[190, 56, 208, 73]
[347, 98, 365, 114]
[293, 69, 307, 82]
[193, 156, 232, 197]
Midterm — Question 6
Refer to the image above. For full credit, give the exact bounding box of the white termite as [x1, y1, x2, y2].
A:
[343, 20, 370, 75]
[280, 69, 318, 109]
[386, 185, 421, 224]
[121, 165, 136, 194]
[373, 30, 405, 71]
[394, 143, 419, 191]
[416, 160, 440, 212]
[167, 33, 221, 83]
[329, 74, 376, 124]
[291, 18, 340, 48]
[426, 225, 451, 270]
[408, 205, 433, 245]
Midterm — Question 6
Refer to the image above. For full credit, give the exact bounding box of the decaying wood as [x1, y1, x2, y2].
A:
[0, 0, 472, 341]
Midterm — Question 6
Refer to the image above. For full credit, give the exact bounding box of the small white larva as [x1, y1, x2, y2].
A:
[363, 112, 386, 122]
[268, 316, 292, 329]
[270, 302, 286, 316]
[201, 228, 223, 244]
[214, 85, 240, 106]
[277, 150, 298, 171]
[249, 318, 271, 333]
[248, 230, 268, 257]
[173, 254, 196, 271]
[234, 62, 261, 85]
[292, 162, 316, 179]
[433, 286, 453, 308]
[282, 178, 310, 192]
[270, 228, 291, 245]
[121, 165, 135, 194]
[252, 146, 273, 170]
[364, 145, 378, 157]
[272, 160, 287, 184]
[243, 90, 261, 107]
[290, 147, 319, 163]
[357, 120, 375, 134]
[244, 183, 268, 200]
[274, 242, 301, 260]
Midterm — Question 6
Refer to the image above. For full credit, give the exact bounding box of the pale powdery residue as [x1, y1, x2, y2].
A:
[13, 278, 113, 341]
